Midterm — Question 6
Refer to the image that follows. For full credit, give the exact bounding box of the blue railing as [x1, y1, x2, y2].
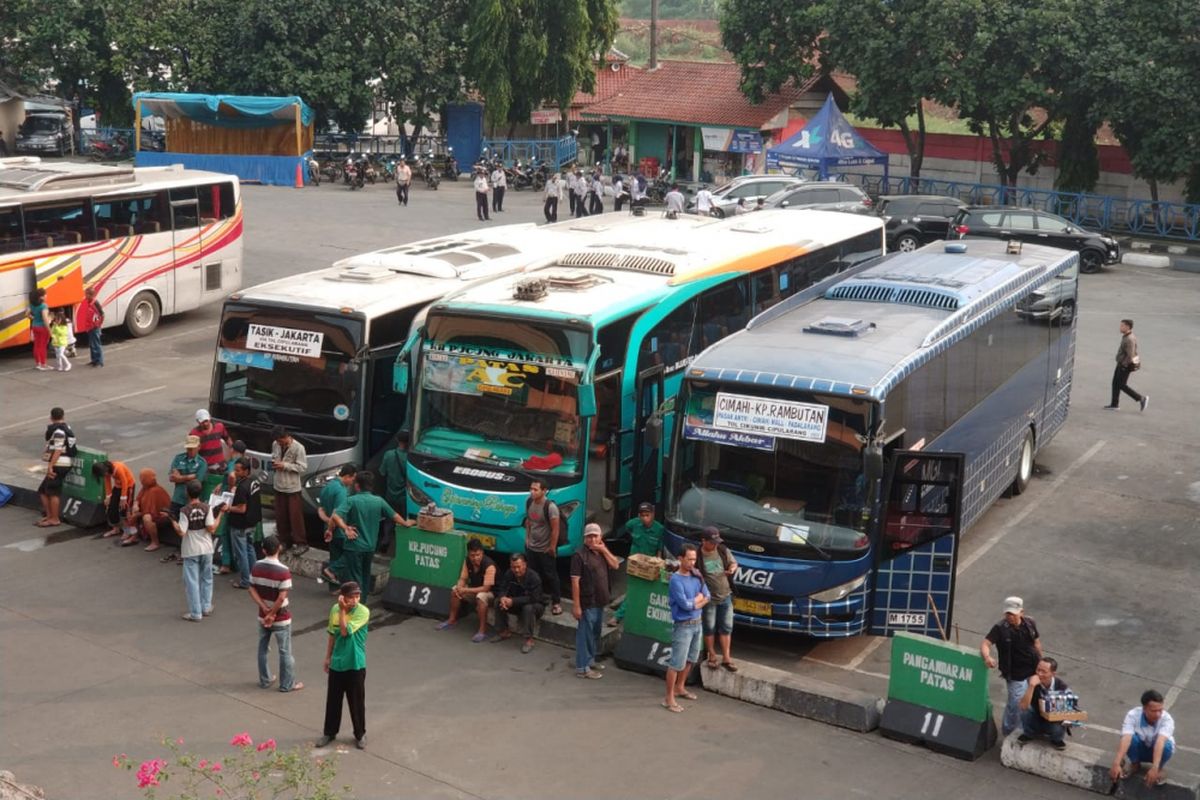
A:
[839, 171, 1200, 242]
[480, 136, 577, 168]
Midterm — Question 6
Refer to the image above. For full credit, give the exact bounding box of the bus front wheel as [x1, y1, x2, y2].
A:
[125, 291, 161, 337]
[1010, 429, 1035, 495]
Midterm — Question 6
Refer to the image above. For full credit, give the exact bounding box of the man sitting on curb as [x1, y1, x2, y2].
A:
[435, 539, 496, 642]
[491, 553, 545, 654]
[1110, 689, 1176, 788]
[1017, 657, 1067, 750]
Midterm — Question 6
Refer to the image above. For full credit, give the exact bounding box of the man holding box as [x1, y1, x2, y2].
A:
[1017, 657, 1068, 750]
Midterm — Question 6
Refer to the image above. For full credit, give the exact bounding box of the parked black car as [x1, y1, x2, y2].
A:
[766, 181, 873, 214]
[950, 205, 1119, 273]
[876, 194, 961, 252]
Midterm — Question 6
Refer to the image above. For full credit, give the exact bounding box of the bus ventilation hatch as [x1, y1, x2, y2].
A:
[826, 282, 960, 310]
[803, 317, 876, 337]
[557, 251, 675, 276]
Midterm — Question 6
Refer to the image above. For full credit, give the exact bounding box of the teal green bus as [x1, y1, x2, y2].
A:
[402, 210, 885, 554]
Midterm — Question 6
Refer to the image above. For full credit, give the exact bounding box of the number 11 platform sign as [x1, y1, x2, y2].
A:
[880, 632, 997, 761]
[380, 527, 468, 617]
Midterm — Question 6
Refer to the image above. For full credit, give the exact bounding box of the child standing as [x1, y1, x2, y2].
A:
[50, 310, 72, 372]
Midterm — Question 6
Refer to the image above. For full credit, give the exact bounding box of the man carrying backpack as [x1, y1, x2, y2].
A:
[524, 479, 563, 616]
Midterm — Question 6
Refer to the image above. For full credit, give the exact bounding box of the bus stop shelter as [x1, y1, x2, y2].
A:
[132, 93, 314, 186]
[766, 93, 889, 183]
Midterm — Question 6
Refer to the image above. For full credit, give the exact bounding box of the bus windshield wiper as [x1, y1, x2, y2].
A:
[745, 513, 833, 561]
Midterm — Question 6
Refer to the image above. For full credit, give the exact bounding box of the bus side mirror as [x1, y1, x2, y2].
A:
[393, 355, 409, 393]
[579, 384, 597, 417]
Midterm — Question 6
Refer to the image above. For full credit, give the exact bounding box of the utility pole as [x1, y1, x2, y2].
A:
[649, 0, 659, 69]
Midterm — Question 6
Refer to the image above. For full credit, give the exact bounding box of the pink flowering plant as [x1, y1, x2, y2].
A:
[113, 732, 351, 799]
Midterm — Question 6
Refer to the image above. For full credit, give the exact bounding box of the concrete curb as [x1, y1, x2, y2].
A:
[1122, 252, 1172, 269]
[279, 547, 390, 596]
[1000, 731, 1200, 798]
[700, 659, 883, 733]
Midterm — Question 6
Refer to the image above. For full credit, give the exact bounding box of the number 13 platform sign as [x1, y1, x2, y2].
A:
[380, 528, 469, 617]
[880, 632, 997, 761]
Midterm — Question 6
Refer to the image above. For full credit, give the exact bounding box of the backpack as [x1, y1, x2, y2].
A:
[524, 497, 559, 527]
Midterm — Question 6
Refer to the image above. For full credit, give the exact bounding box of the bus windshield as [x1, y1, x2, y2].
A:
[414, 314, 590, 475]
[668, 384, 874, 559]
[212, 303, 364, 439]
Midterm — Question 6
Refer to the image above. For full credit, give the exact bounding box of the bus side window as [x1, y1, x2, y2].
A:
[697, 278, 750, 347]
[198, 182, 236, 223]
[169, 187, 199, 229]
[24, 200, 93, 246]
[637, 299, 698, 374]
[0, 207, 23, 253]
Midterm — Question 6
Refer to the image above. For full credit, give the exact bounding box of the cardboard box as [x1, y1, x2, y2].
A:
[627, 553, 665, 581]
[417, 509, 454, 533]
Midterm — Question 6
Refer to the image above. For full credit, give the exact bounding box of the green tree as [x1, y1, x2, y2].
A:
[822, 0, 975, 182]
[718, 0, 824, 104]
[1088, 0, 1200, 202]
[362, 0, 470, 143]
[466, 0, 619, 130]
[1053, 101, 1100, 193]
[946, 0, 1075, 195]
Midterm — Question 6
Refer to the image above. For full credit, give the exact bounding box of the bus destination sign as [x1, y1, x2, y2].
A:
[712, 392, 829, 443]
[245, 324, 324, 358]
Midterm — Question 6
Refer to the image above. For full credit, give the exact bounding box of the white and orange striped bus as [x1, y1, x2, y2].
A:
[0, 157, 242, 348]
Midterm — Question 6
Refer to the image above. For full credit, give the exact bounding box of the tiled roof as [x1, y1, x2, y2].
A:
[569, 61, 643, 122]
[580, 61, 818, 128]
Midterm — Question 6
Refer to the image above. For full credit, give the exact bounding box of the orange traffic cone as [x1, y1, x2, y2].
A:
[295, 161, 304, 188]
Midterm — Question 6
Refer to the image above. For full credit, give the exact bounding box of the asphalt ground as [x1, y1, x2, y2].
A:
[2, 180, 1199, 797]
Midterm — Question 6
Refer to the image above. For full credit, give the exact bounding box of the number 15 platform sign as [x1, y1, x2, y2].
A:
[880, 632, 997, 761]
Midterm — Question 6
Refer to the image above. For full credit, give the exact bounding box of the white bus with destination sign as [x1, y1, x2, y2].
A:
[207, 221, 624, 538]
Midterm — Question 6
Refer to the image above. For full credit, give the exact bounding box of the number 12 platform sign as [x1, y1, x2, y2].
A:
[880, 632, 997, 761]
[380, 528, 468, 617]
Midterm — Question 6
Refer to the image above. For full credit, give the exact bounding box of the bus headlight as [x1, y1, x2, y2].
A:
[810, 575, 867, 604]
[303, 468, 341, 491]
[408, 482, 433, 507]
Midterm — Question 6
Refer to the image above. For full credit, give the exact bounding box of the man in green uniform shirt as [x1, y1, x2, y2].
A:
[318, 464, 357, 587]
[375, 433, 409, 554]
[317, 581, 370, 749]
[326, 471, 414, 594]
[611, 502, 668, 625]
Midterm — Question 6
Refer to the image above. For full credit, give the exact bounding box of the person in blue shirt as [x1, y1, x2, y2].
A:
[168, 435, 208, 513]
[663, 543, 709, 713]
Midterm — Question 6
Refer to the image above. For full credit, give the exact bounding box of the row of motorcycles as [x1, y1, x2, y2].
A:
[306, 149, 459, 190]
[473, 149, 552, 192]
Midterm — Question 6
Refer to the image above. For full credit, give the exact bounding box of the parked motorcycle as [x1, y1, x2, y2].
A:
[88, 135, 130, 162]
[648, 167, 670, 204]
[320, 159, 341, 183]
[421, 153, 440, 189]
[531, 159, 550, 192]
[307, 155, 321, 186]
[442, 147, 459, 180]
[343, 155, 366, 190]
[510, 160, 535, 191]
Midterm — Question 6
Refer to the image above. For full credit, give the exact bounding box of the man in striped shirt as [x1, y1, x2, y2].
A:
[248, 535, 303, 692]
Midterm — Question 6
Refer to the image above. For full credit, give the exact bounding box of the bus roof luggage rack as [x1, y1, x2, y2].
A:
[803, 317, 875, 337]
[0, 162, 136, 192]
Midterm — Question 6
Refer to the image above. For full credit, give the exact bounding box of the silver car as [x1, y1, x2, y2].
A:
[689, 175, 804, 217]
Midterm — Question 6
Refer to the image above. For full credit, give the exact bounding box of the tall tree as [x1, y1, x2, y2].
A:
[466, 0, 619, 130]
[718, 0, 824, 104]
[1088, 0, 1200, 202]
[362, 0, 469, 144]
[946, 0, 1074, 195]
[822, 0, 975, 182]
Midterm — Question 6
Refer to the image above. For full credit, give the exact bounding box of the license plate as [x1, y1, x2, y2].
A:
[465, 533, 496, 550]
[887, 612, 927, 626]
[733, 597, 772, 617]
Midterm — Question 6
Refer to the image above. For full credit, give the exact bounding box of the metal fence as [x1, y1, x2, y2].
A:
[480, 136, 577, 169]
[840, 171, 1200, 242]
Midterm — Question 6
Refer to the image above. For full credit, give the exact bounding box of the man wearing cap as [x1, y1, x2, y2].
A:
[981, 596, 1043, 736]
[167, 435, 208, 522]
[664, 543, 709, 712]
[270, 425, 308, 554]
[570, 523, 619, 679]
[610, 503, 667, 626]
[318, 581, 370, 750]
[473, 168, 490, 222]
[697, 526, 738, 672]
[191, 409, 232, 475]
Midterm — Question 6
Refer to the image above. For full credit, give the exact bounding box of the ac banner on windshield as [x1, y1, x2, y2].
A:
[712, 391, 829, 443]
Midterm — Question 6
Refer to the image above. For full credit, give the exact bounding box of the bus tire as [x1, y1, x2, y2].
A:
[125, 291, 161, 337]
[1010, 429, 1035, 496]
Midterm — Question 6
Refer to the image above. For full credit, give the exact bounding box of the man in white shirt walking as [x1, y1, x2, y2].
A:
[490, 164, 507, 212]
[693, 185, 714, 216]
[544, 172, 562, 223]
[473, 168, 490, 221]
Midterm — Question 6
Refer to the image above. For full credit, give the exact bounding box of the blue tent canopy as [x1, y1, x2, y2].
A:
[132, 92, 314, 129]
[766, 94, 889, 181]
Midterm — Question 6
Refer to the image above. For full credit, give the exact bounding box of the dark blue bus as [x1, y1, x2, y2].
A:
[665, 239, 1079, 638]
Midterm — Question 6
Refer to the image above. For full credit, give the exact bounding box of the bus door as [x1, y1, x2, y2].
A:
[868, 451, 964, 638]
[169, 187, 220, 310]
[632, 364, 665, 510]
